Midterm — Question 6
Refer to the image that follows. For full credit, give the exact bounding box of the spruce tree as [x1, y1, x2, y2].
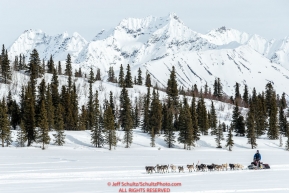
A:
[232, 101, 240, 134]
[178, 98, 194, 149]
[70, 83, 79, 130]
[243, 85, 249, 106]
[235, 82, 241, 103]
[164, 102, 176, 148]
[191, 95, 200, 142]
[21, 55, 25, 70]
[145, 71, 152, 87]
[125, 64, 133, 88]
[109, 91, 116, 125]
[142, 87, 150, 133]
[265, 82, 274, 115]
[204, 83, 208, 97]
[150, 126, 156, 147]
[149, 89, 162, 135]
[193, 84, 199, 96]
[42, 59, 45, 73]
[53, 104, 65, 146]
[255, 96, 268, 137]
[0, 47, 11, 84]
[226, 125, 234, 151]
[65, 54, 72, 91]
[63, 87, 73, 130]
[123, 106, 133, 148]
[78, 105, 88, 130]
[210, 101, 217, 135]
[137, 68, 142, 85]
[104, 106, 117, 150]
[215, 122, 224, 148]
[95, 68, 101, 80]
[217, 78, 223, 99]
[166, 66, 179, 108]
[197, 96, 209, 135]
[119, 87, 133, 148]
[16, 121, 27, 147]
[134, 76, 137, 85]
[36, 79, 46, 127]
[28, 49, 42, 96]
[148, 89, 162, 147]
[18, 54, 22, 70]
[178, 105, 186, 148]
[51, 68, 60, 108]
[24, 85, 36, 146]
[237, 115, 246, 136]
[36, 100, 50, 150]
[246, 108, 257, 149]
[46, 84, 54, 130]
[108, 66, 116, 82]
[48, 55, 54, 73]
[133, 102, 140, 129]
[0, 99, 10, 147]
[118, 64, 125, 87]
[213, 79, 218, 98]
[161, 103, 167, 134]
[6, 91, 12, 117]
[268, 92, 279, 139]
[108, 67, 112, 82]
[10, 100, 21, 130]
[91, 91, 104, 147]
[58, 61, 62, 75]
[14, 55, 19, 71]
[109, 91, 116, 123]
[279, 106, 287, 136]
[87, 68, 95, 130]
[280, 92, 287, 109]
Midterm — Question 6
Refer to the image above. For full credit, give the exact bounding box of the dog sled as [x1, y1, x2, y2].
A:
[247, 161, 270, 170]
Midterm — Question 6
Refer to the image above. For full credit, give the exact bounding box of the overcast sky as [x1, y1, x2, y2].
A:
[0, 0, 288, 46]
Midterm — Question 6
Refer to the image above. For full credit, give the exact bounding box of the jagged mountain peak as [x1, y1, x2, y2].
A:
[9, 30, 88, 61]
[204, 26, 250, 45]
[115, 13, 186, 34]
[6, 13, 289, 92]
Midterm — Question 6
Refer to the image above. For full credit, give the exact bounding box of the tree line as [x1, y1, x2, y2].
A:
[0, 46, 289, 151]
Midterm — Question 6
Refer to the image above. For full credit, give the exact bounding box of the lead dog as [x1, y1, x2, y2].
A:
[145, 166, 155, 174]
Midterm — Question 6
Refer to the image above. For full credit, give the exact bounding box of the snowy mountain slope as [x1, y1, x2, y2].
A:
[269, 37, 289, 68]
[6, 13, 289, 96]
[139, 44, 289, 96]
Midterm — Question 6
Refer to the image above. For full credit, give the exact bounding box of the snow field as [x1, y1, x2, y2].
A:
[1, 129, 289, 193]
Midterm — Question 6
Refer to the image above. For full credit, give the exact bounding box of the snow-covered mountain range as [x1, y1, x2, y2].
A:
[7, 13, 289, 96]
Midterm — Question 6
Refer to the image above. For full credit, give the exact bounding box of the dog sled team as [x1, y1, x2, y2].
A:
[145, 163, 245, 174]
[145, 150, 270, 174]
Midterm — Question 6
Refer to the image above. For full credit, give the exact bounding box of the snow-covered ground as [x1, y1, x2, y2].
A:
[1, 129, 289, 193]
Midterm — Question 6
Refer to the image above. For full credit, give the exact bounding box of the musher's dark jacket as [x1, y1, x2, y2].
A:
[254, 153, 261, 161]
